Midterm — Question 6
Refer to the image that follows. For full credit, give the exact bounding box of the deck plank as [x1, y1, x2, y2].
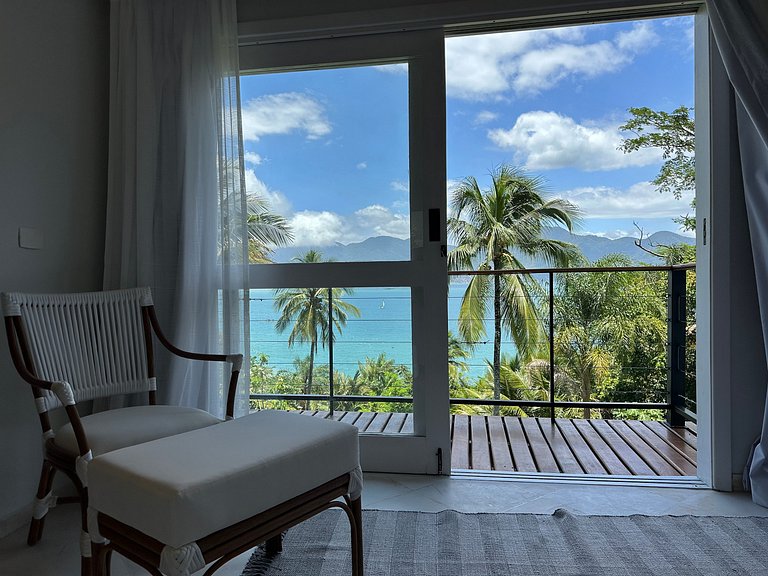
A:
[590, 420, 655, 475]
[624, 421, 697, 475]
[607, 420, 681, 476]
[470, 416, 492, 470]
[537, 419, 583, 474]
[677, 424, 698, 450]
[504, 417, 537, 472]
[383, 412, 408, 434]
[572, 419, 632, 475]
[641, 421, 697, 464]
[340, 411, 361, 426]
[366, 412, 392, 433]
[487, 417, 514, 471]
[286, 410, 697, 477]
[555, 419, 606, 474]
[452, 415, 470, 469]
[520, 418, 560, 473]
[351, 411, 377, 432]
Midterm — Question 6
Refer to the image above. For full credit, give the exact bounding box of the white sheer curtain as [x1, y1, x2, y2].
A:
[104, 0, 250, 418]
[707, 0, 768, 504]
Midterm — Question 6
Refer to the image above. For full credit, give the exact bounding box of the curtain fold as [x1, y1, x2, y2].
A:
[707, 0, 768, 504]
[105, 0, 250, 418]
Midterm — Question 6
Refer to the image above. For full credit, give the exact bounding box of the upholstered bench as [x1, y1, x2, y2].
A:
[87, 410, 363, 576]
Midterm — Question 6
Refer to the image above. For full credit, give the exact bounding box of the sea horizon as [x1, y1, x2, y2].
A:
[248, 285, 512, 381]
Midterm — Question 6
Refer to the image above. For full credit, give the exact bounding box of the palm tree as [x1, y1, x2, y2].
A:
[447, 331, 470, 390]
[247, 194, 293, 263]
[273, 250, 360, 407]
[448, 164, 581, 414]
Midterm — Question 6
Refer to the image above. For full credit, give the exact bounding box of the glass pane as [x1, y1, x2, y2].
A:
[249, 286, 414, 432]
[239, 64, 410, 264]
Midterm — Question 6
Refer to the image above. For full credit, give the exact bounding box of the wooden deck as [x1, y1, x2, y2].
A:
[293, 411, 697, 476]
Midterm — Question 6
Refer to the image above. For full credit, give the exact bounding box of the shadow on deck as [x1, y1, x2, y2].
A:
[291, 410, 697, 477]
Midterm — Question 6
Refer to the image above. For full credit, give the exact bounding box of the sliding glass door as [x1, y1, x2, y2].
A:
[239, 30, 450, 473]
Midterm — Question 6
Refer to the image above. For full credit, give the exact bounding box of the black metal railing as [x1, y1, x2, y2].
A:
[248, 264, 696, 426]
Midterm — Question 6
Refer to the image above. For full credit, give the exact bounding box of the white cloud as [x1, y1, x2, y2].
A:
[352, 205, 410, 239]
[288, 205, 410, 247]
[591, 229, 642, 240]
[615, 21, 658, 52]
[445, 31, 537, 100]
[474, 111, 498, 124]
[390, 180, 409, 192]
[241, 93, 331, 142]
[445, 22, 658, 100]
[377, 63, 408, 75]
[559, 181, 694, 219]
[244, 169, 292, 216]
[289, 211, 346, 247]
[488, 110, 661, 171]
[356, 162, 368, 170]
[662, 16, 695, 53]
[244, 152, 262, 165]
[512, 41, 629, 94]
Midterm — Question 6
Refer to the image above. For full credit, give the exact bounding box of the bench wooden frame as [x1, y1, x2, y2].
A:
[91, 473, 363, 576]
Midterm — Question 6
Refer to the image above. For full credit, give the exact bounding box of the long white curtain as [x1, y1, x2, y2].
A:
[707, 0, 768, 504]
[104, 0, 250, 418]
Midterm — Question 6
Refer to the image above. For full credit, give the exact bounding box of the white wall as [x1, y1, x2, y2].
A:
[0, 0, 108, 533]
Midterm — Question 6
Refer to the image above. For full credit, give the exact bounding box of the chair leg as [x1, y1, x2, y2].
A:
[28, 460, 56, 546]
[349, 497, 364, 576]
[82, 554, 93, 576]
[79, 487, 92, 576]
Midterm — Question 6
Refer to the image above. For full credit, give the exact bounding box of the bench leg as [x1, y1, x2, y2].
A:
[265, 533, 283, 557]
[91, 541, 107, 576]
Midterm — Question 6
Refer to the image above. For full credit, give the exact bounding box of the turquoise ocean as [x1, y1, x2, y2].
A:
[248, 285, 513, 380]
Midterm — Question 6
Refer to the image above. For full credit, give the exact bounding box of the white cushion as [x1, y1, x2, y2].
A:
[88, 410, 360, 548]
[56, 405, 221, 456]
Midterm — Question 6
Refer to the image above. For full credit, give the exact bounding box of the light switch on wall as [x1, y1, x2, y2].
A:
[19, 227, 44, 250]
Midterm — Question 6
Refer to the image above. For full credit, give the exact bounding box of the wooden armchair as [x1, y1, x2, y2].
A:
[2, 287, 243, 576]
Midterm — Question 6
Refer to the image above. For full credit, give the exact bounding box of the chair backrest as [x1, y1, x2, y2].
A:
[2, 287, 156, 411]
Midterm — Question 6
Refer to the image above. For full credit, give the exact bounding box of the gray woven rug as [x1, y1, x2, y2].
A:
[242, 508, 768, 575]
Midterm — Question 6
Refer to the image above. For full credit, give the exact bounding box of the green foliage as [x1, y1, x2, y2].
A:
[250, 351, 414, 414]
[552, 255, 668, 419]
[619, 105, 695, 231]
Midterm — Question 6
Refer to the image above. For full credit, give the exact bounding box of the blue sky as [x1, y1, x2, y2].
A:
[239, 15, 695, 249]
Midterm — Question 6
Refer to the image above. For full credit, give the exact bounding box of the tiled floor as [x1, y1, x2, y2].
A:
[2, 472, 767, 575]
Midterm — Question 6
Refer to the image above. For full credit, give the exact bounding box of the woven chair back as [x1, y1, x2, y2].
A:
[3, 288, 155, 410]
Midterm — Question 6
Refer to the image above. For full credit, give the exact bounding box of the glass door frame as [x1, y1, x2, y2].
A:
[239, 29, 451, 474]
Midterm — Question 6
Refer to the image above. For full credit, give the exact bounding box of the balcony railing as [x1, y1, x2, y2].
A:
[249, 263, 696, 427]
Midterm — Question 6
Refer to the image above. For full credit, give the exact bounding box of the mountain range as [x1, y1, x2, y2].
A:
[271, 229, 694, 265]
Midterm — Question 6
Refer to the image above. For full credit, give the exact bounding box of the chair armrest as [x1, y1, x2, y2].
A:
[144, 306, 244, 418]
[145, 306, 242, 369]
